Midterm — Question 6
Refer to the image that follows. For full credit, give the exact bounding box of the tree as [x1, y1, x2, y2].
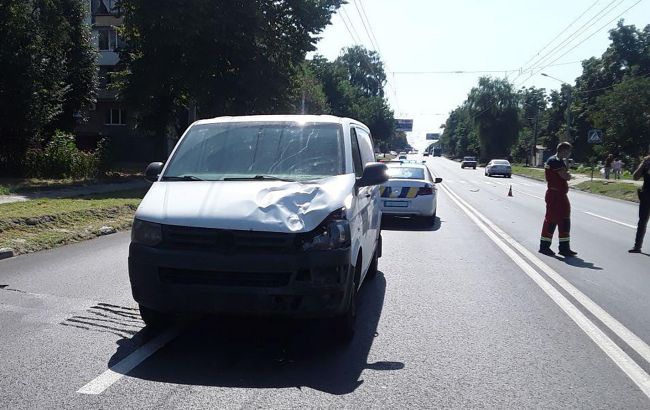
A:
[0, 0, 97, 174]
[514, 87, 547, 162]
[115, 0, 343, 155]
[590, 76, 650, 160]
[308, 47, 395, 143]
[467, 77, 519, 161]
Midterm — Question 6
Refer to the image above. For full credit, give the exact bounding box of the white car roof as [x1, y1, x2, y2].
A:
[192, 115, 370, 131]
[386, 163, 427, 169]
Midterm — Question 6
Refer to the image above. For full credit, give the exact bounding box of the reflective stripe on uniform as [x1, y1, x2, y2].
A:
[540, 236, 552, 242]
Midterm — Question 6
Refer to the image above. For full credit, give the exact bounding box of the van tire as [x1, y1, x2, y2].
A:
[332, 264, 358, 342]
[139, 305, 169, 329]
[366, 249, 379, 280]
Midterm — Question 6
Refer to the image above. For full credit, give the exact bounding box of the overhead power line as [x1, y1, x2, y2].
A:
[520, 0, 644, 85]
[339, 8, 362, 45]
[512, 0, 623, 84]
[521, 0, 626, 79]
[357, 0, 383, 55]
[517, 0, 604, 72]
[388, 60, 584, 76]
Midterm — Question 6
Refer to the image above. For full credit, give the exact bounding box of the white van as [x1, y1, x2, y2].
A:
[129, 115, 388, 340]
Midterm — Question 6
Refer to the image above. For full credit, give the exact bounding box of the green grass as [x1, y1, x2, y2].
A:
[511, 165, 546, 182]
[0, 185, 10, 195]
[0, 189, 147, 255]
[574, 181, 639, 203]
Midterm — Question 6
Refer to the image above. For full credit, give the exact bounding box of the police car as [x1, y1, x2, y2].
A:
[379, 162, 442, 224]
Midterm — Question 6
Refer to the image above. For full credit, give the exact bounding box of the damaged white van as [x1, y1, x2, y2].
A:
[128, 115, 388, 340]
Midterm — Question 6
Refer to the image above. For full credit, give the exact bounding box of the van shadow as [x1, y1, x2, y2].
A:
[108, 273, 401, 395]
[381, 215, 442, 232]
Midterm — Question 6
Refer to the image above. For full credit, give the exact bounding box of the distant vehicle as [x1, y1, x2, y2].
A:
[390, 151, 397, 156]
[423, 152, 429, 157]
[433, 148, 442, 157]
[379, 162, 442, 225]
[485, 159, 512, 177]
[398, 155, 407, 160]
[129, 115, 388, 341]
[461, 156, 477, 169]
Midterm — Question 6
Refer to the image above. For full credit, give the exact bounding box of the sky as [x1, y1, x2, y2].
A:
[312, 0, 650, 150]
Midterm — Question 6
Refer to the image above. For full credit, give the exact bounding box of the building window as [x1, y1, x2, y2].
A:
[105, 108, 126, 125]
[98, 28, 119, 51]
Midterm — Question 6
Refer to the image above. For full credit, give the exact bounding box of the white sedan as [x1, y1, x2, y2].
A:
[485, 159, 512, 177]
[379, 163, 442, 224]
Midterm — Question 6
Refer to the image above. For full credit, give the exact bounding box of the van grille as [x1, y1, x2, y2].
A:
[159, 268, 291, 288]
[161, 225, 298, 253]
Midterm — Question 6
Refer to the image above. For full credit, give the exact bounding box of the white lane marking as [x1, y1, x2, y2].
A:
[483, 181, 496, 186]
[441, 183, 650, 364]
[440, 184, 650, 398]
[78, 326, 181, 395]
[515, 190, 545, 200]
[584, 211, 636, 229]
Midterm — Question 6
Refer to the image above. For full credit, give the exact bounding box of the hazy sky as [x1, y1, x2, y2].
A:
[313, 0, 650, 149]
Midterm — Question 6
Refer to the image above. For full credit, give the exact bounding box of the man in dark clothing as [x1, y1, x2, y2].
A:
[629, 154, 650, 253]
[604, 154, 614, 179]
[539, 142, 577, 257]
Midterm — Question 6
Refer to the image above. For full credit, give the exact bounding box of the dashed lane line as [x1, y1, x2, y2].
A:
[440, 183, 650, 399]
[584, 211, 636, 229]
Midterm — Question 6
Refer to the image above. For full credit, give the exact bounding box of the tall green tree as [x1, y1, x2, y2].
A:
[590, 76, 650, 160]
[308, 47, 395, 142]
[116, 0, 342, 155]
[0, 0, 97, 174]
[467, 77, 519, 161]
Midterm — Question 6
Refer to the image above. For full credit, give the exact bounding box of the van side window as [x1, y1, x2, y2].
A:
[350, 128, 364, 177]
[355, 127, 375, 166]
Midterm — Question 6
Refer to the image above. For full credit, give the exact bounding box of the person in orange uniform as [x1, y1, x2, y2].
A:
[539, 142, 578, 257]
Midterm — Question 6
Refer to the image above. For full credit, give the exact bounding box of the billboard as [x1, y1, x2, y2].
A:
[426, 133, 441, 140]
[395, 119, 413, 132]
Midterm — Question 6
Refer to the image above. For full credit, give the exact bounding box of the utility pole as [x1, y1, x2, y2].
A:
[529, 111, 539, 166]
[565, 87, 572, 143]
[301, 90, 306, 115]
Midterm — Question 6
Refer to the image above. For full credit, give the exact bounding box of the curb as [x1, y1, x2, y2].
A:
[0, 248, 15, 260]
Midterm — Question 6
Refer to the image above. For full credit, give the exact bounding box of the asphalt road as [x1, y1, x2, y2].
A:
[1, 156, 649, 408]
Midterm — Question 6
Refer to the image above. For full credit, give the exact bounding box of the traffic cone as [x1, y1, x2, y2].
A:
[508, 185, 513, 197]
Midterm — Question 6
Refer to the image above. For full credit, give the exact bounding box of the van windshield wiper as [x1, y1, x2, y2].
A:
[161, 175, 204, 181]
[223, 175, 296, 182]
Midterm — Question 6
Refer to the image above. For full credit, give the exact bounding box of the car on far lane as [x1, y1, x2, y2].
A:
[380, 163, 442, 225]
[485, 159, 512, 177]
[460, 156, 477, 169]
[398, 154, 407, 160]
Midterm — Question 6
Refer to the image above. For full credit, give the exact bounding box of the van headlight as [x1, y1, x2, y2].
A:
[302, 210, 350, 251]
[131, 219, 163, 246]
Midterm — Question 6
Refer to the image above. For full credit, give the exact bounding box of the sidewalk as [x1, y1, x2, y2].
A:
[568, 174, 643, 187]
[0, 179, 150, 205]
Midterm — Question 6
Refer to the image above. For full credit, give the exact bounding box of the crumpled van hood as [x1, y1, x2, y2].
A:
[135, 174, 355, 233]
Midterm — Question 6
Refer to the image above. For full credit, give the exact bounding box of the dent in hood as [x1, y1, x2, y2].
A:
[136, 174, 356, 233]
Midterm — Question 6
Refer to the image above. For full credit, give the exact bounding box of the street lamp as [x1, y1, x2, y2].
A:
[542, 73, 572, 143]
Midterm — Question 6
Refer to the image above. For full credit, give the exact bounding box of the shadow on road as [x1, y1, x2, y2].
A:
[381, 215, 442, 232]
[558, 256, 603, 270]
[108, 273, 401, 395]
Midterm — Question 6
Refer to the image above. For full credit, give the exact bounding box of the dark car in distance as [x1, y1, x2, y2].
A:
[461, 156, 477, 169]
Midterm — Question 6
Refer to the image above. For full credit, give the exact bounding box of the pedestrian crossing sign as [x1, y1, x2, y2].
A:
[588, 129, 603, 143]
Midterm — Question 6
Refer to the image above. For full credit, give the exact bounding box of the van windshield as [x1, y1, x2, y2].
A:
[163, 122, 345, 181]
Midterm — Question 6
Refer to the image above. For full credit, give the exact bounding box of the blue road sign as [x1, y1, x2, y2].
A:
[395, 119, 414, 132]
[588, 129, 603, 143]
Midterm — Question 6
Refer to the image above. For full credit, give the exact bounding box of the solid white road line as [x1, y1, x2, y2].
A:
[584, 211, 636, 229]
[440, 183, 650, 364]
[78, 326, 181, 395]
[439, 183, 650, 398]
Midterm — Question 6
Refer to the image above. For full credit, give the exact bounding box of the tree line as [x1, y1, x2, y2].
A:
[441, 21, 650, 168]
[0, 0, 397, 176]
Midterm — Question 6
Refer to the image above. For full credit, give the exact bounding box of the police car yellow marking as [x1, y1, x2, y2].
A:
[406, 187, 418, 198]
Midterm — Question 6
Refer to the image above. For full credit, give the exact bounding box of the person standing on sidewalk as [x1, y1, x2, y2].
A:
[604, 153, 614, 179]
[629, 154, 650, 253]
[539, 142, 578, 257]
[612, 158, 624, 180]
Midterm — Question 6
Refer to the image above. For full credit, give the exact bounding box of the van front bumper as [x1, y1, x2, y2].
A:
[128, 243, 353, 318]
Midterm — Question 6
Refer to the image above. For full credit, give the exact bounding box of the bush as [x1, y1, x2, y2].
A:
[24, 131, 100, 179]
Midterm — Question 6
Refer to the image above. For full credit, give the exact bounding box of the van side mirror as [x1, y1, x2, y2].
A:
[144, 162, 164, 182]
[356, 163, 388, 187]
[435, 177, 443, 184]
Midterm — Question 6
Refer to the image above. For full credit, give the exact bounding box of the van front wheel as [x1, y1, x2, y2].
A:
[332, 266, 358, 342]
[139, 305, 170, 330]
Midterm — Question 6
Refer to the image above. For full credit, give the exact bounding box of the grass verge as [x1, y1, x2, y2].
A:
[0, 189, 146, 255]
[511, 165, 546, 182]
[573, 181, 639, 203]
